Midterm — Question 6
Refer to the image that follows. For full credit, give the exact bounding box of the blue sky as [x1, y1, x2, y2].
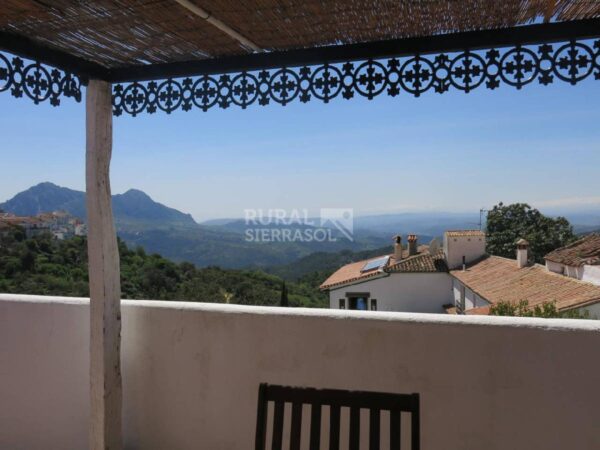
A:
[1, 71, 599, 221]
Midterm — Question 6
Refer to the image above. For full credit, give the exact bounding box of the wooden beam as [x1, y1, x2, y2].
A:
[173, 0, 261, 52]
[0, 31, 110, 81]
[86, 79, 122, 450]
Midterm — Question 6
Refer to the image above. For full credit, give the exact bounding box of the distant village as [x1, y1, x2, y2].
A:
[0, 211, 86, 240]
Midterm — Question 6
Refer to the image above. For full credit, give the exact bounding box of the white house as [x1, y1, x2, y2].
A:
[450, 237, 600, 317]
[544, 234, 600, 286]
[320, 232, 486, 313]
[322, 230, 600, 317]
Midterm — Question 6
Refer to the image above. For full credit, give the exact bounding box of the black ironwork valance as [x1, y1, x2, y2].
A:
[0, 52, 82, 106]
[1, 39, 598, 115]
[112, 39, 599, 117]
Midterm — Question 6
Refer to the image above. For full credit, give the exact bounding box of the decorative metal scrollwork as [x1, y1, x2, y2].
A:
[113, 39, 600, 117]
[0, 52, 82, 106]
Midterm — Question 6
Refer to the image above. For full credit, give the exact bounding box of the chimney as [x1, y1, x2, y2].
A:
[393, 235, 403, 261]
[407, 234, 418, 256]
[516, 238, 529, 268]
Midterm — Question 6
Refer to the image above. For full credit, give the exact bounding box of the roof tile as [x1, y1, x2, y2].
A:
[320, 246, 446, 290]
[451, 255, 600, 311]
[386, 251, 448, 273]
[545, 234, 600, 267]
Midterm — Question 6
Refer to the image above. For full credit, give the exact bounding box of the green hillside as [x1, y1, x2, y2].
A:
[0, 229, 327, 307]
[266, 245, 394, 295]
[1, 183, 389, 269]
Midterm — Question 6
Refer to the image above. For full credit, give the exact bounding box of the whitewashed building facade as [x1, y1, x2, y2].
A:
[322, 231, 600, 316]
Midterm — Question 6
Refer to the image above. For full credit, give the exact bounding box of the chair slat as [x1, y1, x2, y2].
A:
[329, 404, 341, 450]
[390, 410, 400, 450]
[411, 395, 420, 450]
[309, 403, 322, 450]
[255, 383, 268, 450]
[349, 407, 360, 450]
[370, 408, 380, 450]
[256, 385, 419, 450]
[290, 402, 302, 450]
[272, 400, 284, 450]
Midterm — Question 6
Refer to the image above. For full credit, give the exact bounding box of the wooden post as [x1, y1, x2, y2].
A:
[86, 79, 122, 450]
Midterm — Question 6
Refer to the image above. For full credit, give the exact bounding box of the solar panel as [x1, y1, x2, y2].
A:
[361, 256, 389, 272]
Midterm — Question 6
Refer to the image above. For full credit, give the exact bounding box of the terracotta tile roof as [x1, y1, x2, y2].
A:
[545, 234, 600, 267]
[445, 230, 486, 237]
[320, 257, 389, 290]
[386, 251, 448, 273]
[465, 305, 492, 315]
[450, 255, 600, 311]
[320, 246, 444, 290]
[444, 304, 491, 315]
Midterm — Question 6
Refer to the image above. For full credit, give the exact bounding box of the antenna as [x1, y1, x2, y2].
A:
[479, 208, 489, 231]
[428, 238, 440, 255]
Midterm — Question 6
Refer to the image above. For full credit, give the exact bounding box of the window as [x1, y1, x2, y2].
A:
[350, 297, 368, 310]
[370, 299, 377, 311]
[339, 299, 346, 309]
[346, 293, 370, 310]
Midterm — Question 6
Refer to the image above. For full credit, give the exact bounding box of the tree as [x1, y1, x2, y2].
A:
[485, 202, 575, 263]
[489, 300, 589, 319]
[20, 250, 36, 271]
[0, 232, 328, 307]
[280, 281, 289, 307]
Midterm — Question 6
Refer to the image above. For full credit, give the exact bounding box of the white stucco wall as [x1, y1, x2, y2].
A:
[2, 294, 600, 450]
[546, 261, 600, 286]
[564, 264, 583, 279]
[581, 265, 600, 286]
[444, 234, 486, 270]
[546, 260, 565, 274]
[328, 273, 453, 313]
[578, 302, 600, 319]
[452, 278, 490, 311]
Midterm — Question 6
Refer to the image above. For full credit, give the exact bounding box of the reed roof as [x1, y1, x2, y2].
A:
[2, 0, 599, 71]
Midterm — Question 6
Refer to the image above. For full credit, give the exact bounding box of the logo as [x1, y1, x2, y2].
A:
[320, 208, 354, 242]
[243, 208, 354, 242]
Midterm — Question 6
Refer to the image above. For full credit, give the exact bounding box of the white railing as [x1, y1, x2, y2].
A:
[1, 293, 599, 450]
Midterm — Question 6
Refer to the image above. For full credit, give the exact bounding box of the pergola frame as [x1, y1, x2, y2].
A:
[1, 16, 599, 450]
[1, 19, 599, 83]
[2, 20, 599, 117]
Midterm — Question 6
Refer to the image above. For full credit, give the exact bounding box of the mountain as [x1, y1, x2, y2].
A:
[118, 226, 389, 269]
[0, 182, 196, 229]
[0, 182, 86, 218]
[1, 183, 389, 269]
[111, 189, 196, 229]
[200, 218, 238, 226]
[353, 212, 482, 238]
[267, 245, 394, 282]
